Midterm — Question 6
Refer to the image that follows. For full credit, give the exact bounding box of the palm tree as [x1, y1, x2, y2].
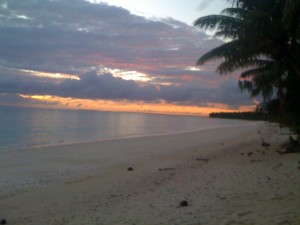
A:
[281, 0, 300, 76]
[194, 0, 300, 133]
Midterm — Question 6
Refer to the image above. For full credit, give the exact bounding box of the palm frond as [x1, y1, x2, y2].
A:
[240, 67, 271, 78]
[239, 70, 276, 99]
[240, 61, 278, 78]
[221, 7, 246, 17]
[197, 37, 274, 72]
[194, 15, 240, 32]
[217, 58, 257, 75]
[238, 80, 253, 92]
[196, 40, 242, 65]
[252, 70, 277, 98]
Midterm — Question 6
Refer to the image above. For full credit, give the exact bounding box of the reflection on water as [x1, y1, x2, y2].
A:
[0, 106, 249, 151]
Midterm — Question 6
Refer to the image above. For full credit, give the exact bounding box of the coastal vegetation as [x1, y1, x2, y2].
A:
[194, 0, 300, 135]
[209, 111, 266, 121]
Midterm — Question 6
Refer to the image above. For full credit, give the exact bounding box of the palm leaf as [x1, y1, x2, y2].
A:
[221, 7, 246, 17]
[196, 40, 249, 66]
[238, 80, 254, 92]
[252, 70, 277, 98]
[217, 58, 258, 75]
[198, 36, 274, 73]
[194, 15, 240, 32]
[240, 60, 278, 78]
[239, 70, 276, 99]
[240, 67, 273, 78]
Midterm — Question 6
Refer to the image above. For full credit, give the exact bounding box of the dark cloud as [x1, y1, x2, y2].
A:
[0, 69, 252, 107]
[60, 71, 143, 100]
[0, 0, 254, 108]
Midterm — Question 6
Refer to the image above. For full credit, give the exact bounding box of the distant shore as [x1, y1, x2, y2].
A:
[209, 111, 266, 121]
[0, 122, 299, 225]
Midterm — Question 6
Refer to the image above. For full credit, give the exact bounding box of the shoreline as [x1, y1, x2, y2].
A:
[1, 122, 299, 225]
[0, 120, 255, 153]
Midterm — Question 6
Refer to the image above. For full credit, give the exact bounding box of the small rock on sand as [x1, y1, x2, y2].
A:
[180, 200, 189, 207]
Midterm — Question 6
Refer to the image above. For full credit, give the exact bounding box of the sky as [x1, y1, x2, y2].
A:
[0, 0, 256, 116]
[87, 0, 227, 26]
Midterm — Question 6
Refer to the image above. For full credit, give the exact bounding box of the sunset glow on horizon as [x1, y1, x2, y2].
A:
[14, 94, 255, 117]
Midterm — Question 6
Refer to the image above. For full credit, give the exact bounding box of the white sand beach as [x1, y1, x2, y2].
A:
[0, 122, 299, 225]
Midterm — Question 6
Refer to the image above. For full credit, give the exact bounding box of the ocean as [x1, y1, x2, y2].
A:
[0, 105, 248, 151]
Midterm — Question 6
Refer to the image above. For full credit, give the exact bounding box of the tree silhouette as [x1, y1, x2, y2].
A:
[194, 0, 300, 134]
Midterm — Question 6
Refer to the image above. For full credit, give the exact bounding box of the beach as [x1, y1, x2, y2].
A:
[0, 122, 299, 225]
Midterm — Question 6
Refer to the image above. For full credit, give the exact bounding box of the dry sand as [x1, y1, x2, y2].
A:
[0, 122, 299, 225]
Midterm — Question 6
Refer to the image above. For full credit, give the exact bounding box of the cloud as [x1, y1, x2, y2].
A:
[0, 0, 254, 109]
[60, 71, 144, 100]
[0, 69, 252, 107]
[0, 0, 220, 72]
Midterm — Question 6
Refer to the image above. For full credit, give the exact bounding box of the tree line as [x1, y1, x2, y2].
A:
[209, 112, 266, 121]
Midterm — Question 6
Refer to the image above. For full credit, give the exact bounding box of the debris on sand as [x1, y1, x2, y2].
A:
[261, 138, 271, 147]
[180, 200, 189, 207]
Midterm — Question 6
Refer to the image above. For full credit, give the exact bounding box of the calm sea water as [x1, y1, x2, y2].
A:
[0, 105, 247, 151]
